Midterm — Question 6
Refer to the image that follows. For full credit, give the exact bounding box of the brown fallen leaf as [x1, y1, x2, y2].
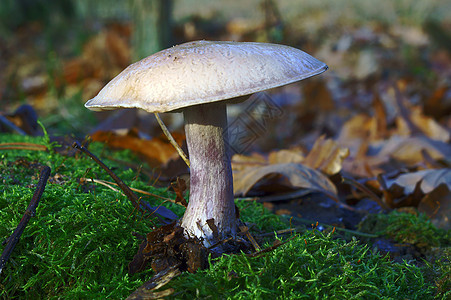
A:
[267, 147, 305, 165]
[336, 113, 379, 146]
[231, 152, 267, 172]
[395, 106, 450, 142]
[303, 135, 349, 175]
[233, 163, 338, 200]
[90, 129, 185, 168]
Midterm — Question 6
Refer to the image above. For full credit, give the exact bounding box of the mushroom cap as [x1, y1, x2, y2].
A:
[85, 40, 328, 113]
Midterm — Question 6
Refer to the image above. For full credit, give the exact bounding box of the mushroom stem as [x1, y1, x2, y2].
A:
[181, 102, 236, 246]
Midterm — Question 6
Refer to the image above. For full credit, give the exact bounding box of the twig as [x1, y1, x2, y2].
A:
[239, 225, 261, 252]
[73, 142, 175, 223]
[0, 115, 27, 135]
[342, 176, 389, 210]
[80, 177, 181, 205]
[0, 166, 51, 275]
[73, 142, 141, 210]
[0, 142, 48, 151]
[154, 113, 190, 168]
[254, 228, 296, 238]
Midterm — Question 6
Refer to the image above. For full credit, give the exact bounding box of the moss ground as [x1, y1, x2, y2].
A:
[0, 134, 449, 299]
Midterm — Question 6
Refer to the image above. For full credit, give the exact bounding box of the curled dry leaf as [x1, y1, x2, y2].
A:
[337, 113, 381, 146]
[268, 148, 305, 165]
[233, 163, 337, 199]
[303, 135, 349, 175]
[231, 153, 267, 172]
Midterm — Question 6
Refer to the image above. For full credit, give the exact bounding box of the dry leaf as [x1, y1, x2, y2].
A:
[91, 129, 184, 168]
[336, 114, 380, 148]
[395, 106, 450, 142]
[378, 136, 451, 165]
[267, 148, 305, 164]
[303, 135, 349, 175]
[231, 153, 267, 172]
[233, 163, 337, 199]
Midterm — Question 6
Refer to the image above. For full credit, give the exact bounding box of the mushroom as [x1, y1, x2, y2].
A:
[84, 40, 328, 247]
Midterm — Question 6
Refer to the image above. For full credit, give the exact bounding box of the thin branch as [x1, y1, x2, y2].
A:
[73, 142, 141, 209]
[0, 115, 27, 135]
[73, 142, 175, 223]
[0, 142, 48, 151]
[342, 176, 389, 210]
[154, 113, 190, 168]
[0, 166, 51, 275]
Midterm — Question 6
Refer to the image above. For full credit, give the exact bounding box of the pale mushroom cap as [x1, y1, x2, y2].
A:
[85, 40, 328, 113]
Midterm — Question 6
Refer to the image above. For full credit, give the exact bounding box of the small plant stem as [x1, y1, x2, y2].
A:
[154, 113, 190, 168]
[291, 217, 379, 238]
[0, 166, 51, 275]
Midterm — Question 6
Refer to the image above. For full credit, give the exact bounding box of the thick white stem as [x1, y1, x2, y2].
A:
[181, 102, 236, 246]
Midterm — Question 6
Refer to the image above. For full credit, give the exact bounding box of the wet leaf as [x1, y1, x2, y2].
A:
[369, 136, 450, 169]
[384, 168, 451, 194]
[418, 184, 450, 230]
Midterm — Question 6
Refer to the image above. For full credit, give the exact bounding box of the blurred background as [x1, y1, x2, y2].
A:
[0, 0, 450, 149]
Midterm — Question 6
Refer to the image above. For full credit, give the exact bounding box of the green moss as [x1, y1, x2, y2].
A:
[0, 134, 447, 298]
[358, 211, 450, 249]
[0, 135, 164, 299]
[167, 232, 435, 299]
